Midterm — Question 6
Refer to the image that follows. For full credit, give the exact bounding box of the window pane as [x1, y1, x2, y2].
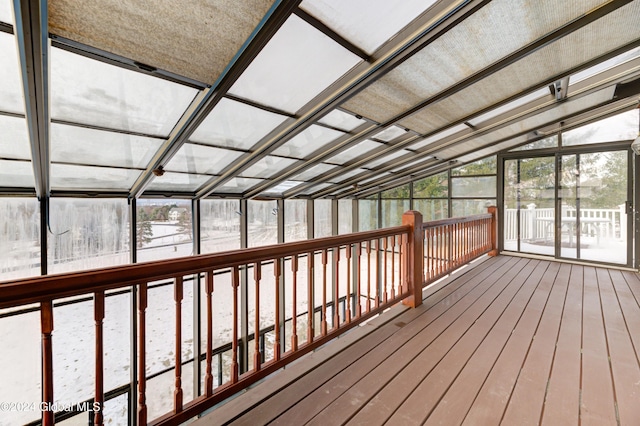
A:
[190, 97, 288, 150]
[510, 135, 558, 151]
[358, 199, 378, 231]
[300, 0, 437, 55]
[382, 199, 409, 227]
[229, 14, 361, 114]
[414, 199, 448, 222]
[51, 47, 199, 136]
[338, 199, 353, 234]
[0, 115, 30, 160]
[272, 125, 344, 159]
[201, 199, 240, 253]
[146, 172, 212, 192]
[51, 164, 142, 191]
[0, 160, 35, 188]
[318, 109, 367, 132]
[452, 199, 495, 217]
[136, 200, 193, 262]
[285, 200, 307, 242]
[314, 199, 332, 238]
[0, 32, 24, 114]
[0, 197, 40, 280]
[163, 143, 244, 175]
[413, 172, 448, 198]
[51, 123, 163, 168]
[452, 156, 497, 176]
[48, 198, 129, 274]
[381, 184, 410, 199]
[238, 155, 298, 179]
[248, 200, 277, 247]
[451, 176, 497, 198]
[562, 110, 639, 146]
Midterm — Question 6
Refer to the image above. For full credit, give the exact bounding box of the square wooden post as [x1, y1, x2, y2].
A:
[402, 210, 424, 308]
[488, 206, 498, 257]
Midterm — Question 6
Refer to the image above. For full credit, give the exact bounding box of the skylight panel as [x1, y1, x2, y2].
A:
[50, 47, 199, 137]
[163, 144, 244, 175]
[190, 97, 289, 151]
[263, 180, 304, 195]
[466, 88, 550, 126]
[237, 155, 298, 179]
[364, 149, 412, 169]
[300, 0, 438, 55]
[50, 123, 163, 169]
[145, 172, 212, 192]
[570, 46, 640, 84]
[0, 116, 30, 160]
[408, 124, 470, 151]
[50, 164, 141, 190]
[0, 32, 25, 114]
[228, 14, 362, 114]
[290, 163, 338, 181]
[272, 124, 344, 159]
[325, 140, 383, 165]
[390, 157, 432, 173]
[318, 109, 367, 132]
[215, 177, 264, 194]
[371, 125, 408, 142]
[332, 168, 368, 183]
[297, 182, 333, 195]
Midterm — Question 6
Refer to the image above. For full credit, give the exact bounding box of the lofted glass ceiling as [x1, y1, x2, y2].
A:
[228, 14, 362, 114]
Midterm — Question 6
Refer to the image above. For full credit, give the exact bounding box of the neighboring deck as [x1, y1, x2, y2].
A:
[194, 255, 640, 426]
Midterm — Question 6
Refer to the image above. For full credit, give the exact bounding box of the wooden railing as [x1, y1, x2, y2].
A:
[0, 208, 496, 426]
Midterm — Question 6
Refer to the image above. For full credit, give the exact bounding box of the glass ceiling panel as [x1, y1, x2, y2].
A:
[300, 0, 437, 55]
[466, 88, 551, 126]
[361, 172, 390, 185]
[190, 97, 289, 151]
[50, 164, 141, 190]
[0, 115, 30, 160]
[0, 160, 34, 188]
[0, 0, 12, 24]
[290, 163, 338, 181]
[262, 180, 304, 195]
[562, 109, 639, 146]
[325, 140, 383, 165]
[297, 182, 332, 195]
[371, 125, 408, 142]
[341, 0, 607, 123]
[0, 32, 25, 114]
[163, 143, 244, 175]
[50, 123, 163, 168]
[272, 124, 344, 159]
[215, 177, 264, 194]
[390, 157, 433, 172]
[408, 124, 469, 150]
[318, 109, 367, 132]
[570, 45, 640, 84]
[50, 47, 199, 136]
[332, 168, 369, 184]
[145, 172, 212, 192]
[228, 14, 362, 114]
[364, 149, 412, 169]
[237, 155, 298, 179]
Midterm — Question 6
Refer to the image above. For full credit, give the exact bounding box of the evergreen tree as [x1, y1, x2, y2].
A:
[136, 209, 153, 248]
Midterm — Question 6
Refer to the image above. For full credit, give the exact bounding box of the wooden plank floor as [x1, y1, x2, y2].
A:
[194, 256, 640, 426]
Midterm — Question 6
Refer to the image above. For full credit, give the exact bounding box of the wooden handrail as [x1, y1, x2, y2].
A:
[422, 213, 492, 229]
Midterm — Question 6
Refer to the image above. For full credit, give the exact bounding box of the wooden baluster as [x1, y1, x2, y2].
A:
[291, 256, 299, 351]
[355, 243, 362, 318]
[254, 263, 262, 371]
[321, 250, 328, 336]
[390, 236, 396, 299]
[366, 241, 372, 312]
[231, 266, 240, 382]
[41, 300, 54, 426]
[307, 252, 314, 343]
[205, 272, 214, 396]
[374, 240, 380, 309]
[345, 245, 352, 323]
[174, 277, 183, 412]
[398, 235, 405, 295]
[383, 237, 388, 304]
[333, 248, 340, 329]
[94, 291, 105, 426]
[273, 260, 281, 360]
[137, 283, 148, 425]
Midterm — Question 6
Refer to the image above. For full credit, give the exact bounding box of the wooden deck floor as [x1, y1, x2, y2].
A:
[194, 256, 640, 426]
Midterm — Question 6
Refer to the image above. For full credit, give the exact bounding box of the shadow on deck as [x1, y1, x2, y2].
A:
[194, 255, 640, 426]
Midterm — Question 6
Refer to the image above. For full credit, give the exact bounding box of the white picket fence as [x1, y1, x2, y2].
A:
[504, 204, 626, 242]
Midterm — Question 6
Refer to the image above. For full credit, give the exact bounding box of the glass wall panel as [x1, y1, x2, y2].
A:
[248, 200, 277, 247]
[381, 184, 409, 199]
[48, 198, 129, 274]
[451, 156, 497, 176]
[412, 171, 448, 198]
[201, 199, 240, 253]
[562, 110, 639, 146]
[51, 47, 198, 136]
[382, 199, 409, 227]
[451, 176, 497, 198]
[414, 199, 448, 222]
[285, 200, 307, 242]
[228, 14, 361, 114]
[0, 198, 40, 280]
[136, 200, 193, 262]
[190, 97, 288, 150]
[358, 199, 378, 231]
[314, 199, 333, 238]
[338, 199, 353, 235]
[510, 135, 558, 151]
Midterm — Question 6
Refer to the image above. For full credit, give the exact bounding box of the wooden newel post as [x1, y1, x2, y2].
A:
[488, 206, 498, 257]
[402, 210, 424, 308]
